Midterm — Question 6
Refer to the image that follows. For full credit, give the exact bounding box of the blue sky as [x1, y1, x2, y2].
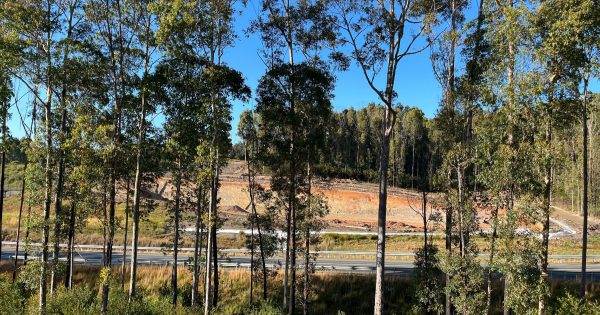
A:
[7, 1, 598, 144]
[225, 1, 443, 143]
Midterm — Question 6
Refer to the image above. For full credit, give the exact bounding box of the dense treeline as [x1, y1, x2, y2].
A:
[232, 104, 431, 187]
[0, 0, 599, 315]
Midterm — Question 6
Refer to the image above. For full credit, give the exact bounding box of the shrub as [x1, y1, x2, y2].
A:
[0, 276, 25, 313]
[551, 293, 600, 315]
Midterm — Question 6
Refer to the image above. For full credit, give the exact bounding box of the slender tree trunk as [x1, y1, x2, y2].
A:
[101, 170, 118, 313]
[303, 154, 312, 315]
[121, 179, 130, 289]
[446, 172, 453, 315]
[12, 166, 27, 282]
[539, 90, 554, 315]
[23, 97, 37, 267]
[486, 202, 499, 314]
[24, 200, 32, 265]
[374, 106, 395, 315]
[244, 141, 255, 307]
[457, 166, 465, 257]
[204, 202, 213, 314]
[50, 101, 67, 294]
[422, 191, 428, 252]
[284, 5, 295, 310]
[289, 154, 297, 315]
[172, 166, 182, 306]
[284, 196, 291, 311]
[411, 139, 415, 189]
[581, 76, 589, 300]
[191, 187, 203, 307]
[250, 202, 255, 307]
[204, 157, 219, 314]
[101, 0, 125, 310]
[65, 201, 75, 289]
[50, 3, 75, 292]
[102, 186, 107, 265]
[244, 140, 267, 300]
[40, 103, 52, 311]
[128, 31, 149, 300]
[40, 12, 53, 308]
[0, 128, 5, 263]
[212, 150, 220, 308]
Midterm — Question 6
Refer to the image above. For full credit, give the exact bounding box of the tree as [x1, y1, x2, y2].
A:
[126, 0, 159, 302]
[238, 110, 271, 304]
[252, 2, 336, 312]
[330, 1, 436, 313]
[255, 62, 334, 314]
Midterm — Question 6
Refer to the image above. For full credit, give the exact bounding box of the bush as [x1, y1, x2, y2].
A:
[46, 285, 98, 314]
[0, 276, 25, 313]
[551, 293, 600, 315]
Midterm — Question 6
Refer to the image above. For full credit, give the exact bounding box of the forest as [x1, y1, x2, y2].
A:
[0, 0, 599, 314]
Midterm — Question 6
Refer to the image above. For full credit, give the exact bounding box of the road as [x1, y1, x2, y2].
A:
[3, 249, 600, 281]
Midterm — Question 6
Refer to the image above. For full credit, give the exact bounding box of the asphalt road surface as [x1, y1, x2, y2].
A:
[2, 249, 600, 281]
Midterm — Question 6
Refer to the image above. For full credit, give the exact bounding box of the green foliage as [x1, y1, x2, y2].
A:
[0, 276, 25, 313]
[413, 244, 444, 314]
[551, 293, 600, 315]
[443, 253, 487, 315]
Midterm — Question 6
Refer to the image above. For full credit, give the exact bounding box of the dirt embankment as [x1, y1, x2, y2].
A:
[145, 160, 509, 233]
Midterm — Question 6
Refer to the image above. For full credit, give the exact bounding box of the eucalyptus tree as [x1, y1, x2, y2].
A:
[252, 2, 336, 312]
[428, 0, 485, 312]
[480, 1, 534, 313]
[153, 3, 249, 304]
[329, 1, 436, 312]
[63, 97, 107, 290]
[238, 109, 270, 303]
[255, 62, 334, 314]
[153, 0, 248, 309]
[0, 1, 18, 265]
[567, 0, 600, 300]
[1, 1, 67, 311]
[121, 0, 161, 302]
[47, 0, 90, 294]
[531, 1, 595, 311]
[0, 68, 11, 265]
[85, 0, 143, 311]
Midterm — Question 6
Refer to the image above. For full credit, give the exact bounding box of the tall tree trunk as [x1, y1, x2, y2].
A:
[12, 164, 27, 282]
[121, 179, 130, 289]
[22, 97, 37, 266]
[486, 201, 499, 314]
[374, 106, 395, 315]
[204, 158, 218, 314]
[289, 154, 297, 315]
[0, 120, 5, 262]
[65, 201, 75, 289]
[581, 76, 590, 300]
[101, 0, 126, 310]
[445, 172, 453, 315]
[245, 141, 255, 307]
[212, 150, 220, 308]
[303, 153, 312, 315]
[539, 87, 555, 315]
[24, 200, 32, 265]
[50, 2, 75, 292]
[39, 9, 54, 307]
[244, 140, 267, 300]
[50, 100, 67, 294]
[191, 187, 203, 307]
[172, 166, 182, 306]
[128, 73, 147, 303]
[102, 186, 107, 265]
[101, 170, 118, 313]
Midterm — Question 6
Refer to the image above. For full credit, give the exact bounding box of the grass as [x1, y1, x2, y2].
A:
[2, 261, 600, 314]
